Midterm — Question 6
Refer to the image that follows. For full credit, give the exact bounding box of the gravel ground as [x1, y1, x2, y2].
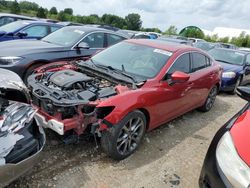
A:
[7, 94, 247, 188]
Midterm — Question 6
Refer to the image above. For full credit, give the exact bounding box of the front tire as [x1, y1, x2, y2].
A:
[198, 86, 217, 112]
[101, 110, 147, 160]
[230, 77, 241, 95]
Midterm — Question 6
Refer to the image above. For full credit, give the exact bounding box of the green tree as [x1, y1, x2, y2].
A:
[36, 7, 46, 18]
[164, 25, 178, 35]
[19, 1, 39, 11]
[180, 27, 204, 38]
[125, 13, 142, 30]
[64, 8, 73, 15]
[10, 0, 20, 14]
[49, 7, 57, 14]
[219, 36, 229, 43]
[57, 11, 67, 21]
[101, 14, 126, 28]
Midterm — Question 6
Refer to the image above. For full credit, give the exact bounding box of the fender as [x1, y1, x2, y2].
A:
[97, 88, 155, 126]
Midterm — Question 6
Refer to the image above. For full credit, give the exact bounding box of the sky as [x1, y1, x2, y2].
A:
[26, 0, 250, 32]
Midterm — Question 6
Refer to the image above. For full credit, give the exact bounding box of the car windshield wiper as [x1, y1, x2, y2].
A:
[89, 60, 138, 83]
[102, 64, 138, 83]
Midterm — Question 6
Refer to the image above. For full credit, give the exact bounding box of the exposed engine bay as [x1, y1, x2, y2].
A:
[28, 66, 133, 135]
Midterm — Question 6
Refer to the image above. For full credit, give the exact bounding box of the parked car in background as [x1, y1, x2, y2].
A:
[0, 20, 63, 42]
[0, 68, 45, 187]
[188, 37, 206, 44]
[218, 42, 238, 50]
[208, 48, 250, 93]
[0, 25, 129, 82]
[239, 47, 250, 52]
[0, 13, 36, 27]
[199, 86, 250, 188]
[28, 39, 221, 160]
[157, 36, 193, 45]
[132, 32, 152, 39]
[194, 42, 222, 51]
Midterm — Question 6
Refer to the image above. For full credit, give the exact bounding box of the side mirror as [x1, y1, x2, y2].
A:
[170, 71, 190, 85]
[237, 86, 250, 101]
[77, 42, 90, 49]
[16, 31, 28, 38]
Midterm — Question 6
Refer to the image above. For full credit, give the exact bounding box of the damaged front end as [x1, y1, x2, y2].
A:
[0, 98, 45, 187]
[28, 63, 133, 136]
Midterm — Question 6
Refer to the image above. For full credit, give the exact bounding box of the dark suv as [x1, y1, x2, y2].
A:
[0, 25, 129, 82]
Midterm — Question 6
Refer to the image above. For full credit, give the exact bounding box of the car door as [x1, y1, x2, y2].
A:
[68, 32, 105, 60]
[190, 52, 214, 105]
[154, 53, 194, 125]
[21, 25, 50, 40]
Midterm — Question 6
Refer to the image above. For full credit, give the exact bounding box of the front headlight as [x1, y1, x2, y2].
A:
[216, 132, 250, 188]
[222, 71, 236, 78]
[0, 56, 23, 66]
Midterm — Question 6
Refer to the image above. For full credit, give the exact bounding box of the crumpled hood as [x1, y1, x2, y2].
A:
[0, 39, 65, 56]
[216, 61, 243, 73]
[0, 68, 30, 102]
[0, 98, 46, 187]
[0, 100, 37, 165]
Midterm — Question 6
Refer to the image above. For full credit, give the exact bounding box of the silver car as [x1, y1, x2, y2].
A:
[0, 69, 45, 187]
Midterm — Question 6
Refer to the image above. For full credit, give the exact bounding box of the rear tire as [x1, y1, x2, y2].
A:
[101, 110, 146, 160]
[198, 86, 217, 112]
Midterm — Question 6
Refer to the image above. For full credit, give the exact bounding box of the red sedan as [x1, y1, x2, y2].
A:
[28, 39, 222, 160]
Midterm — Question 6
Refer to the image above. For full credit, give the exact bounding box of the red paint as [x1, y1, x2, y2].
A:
[33, 41, 222, 135]
[171, 71, 190, 82]
[230, 110, 250, 166]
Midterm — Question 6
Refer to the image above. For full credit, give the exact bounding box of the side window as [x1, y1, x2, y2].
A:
[246, 54, 250, 64]
[192, 52, 207, 72]
[166, 53, 191, 79]
[23, 25, 49, 37]
[82, 33, 104, 48]
[107, 34, 125, 46]
[51, 26, 61, 33]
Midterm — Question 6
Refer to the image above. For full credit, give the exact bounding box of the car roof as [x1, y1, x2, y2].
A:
[126, 39, 197, 52]
[61, 25, 129, 38]
[0, 13, 37, 20]
[12, 20, 63, 26]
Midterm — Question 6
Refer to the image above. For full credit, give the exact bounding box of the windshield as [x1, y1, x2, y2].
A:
[0, 21, 29, 33]
[42, 27, 85, 47]
[91, 41, 172, 79]
[208, 48, 245, 65]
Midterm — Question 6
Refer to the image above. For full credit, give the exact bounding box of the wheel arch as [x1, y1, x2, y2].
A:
[23, 59, 50, 80]
[137, 108, 151, 130]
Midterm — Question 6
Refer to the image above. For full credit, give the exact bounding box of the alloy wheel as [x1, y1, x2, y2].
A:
[116, 117, 145, 155]
[206, 87, 217, 110]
